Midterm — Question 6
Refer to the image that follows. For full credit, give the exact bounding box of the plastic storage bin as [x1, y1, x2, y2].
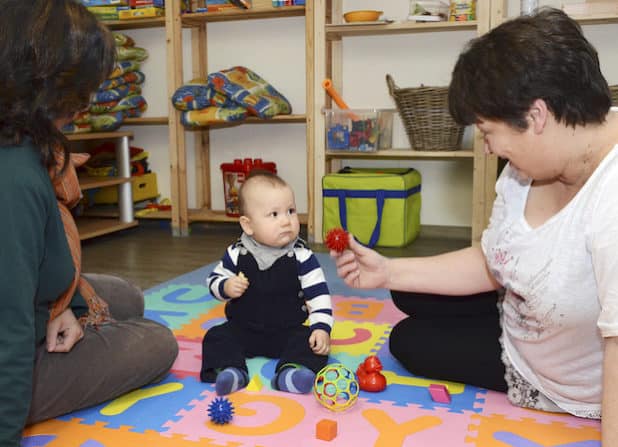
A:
[325, 109, 395, 152]
[221, 158, 277, 217]
[91, 172, 158, 204]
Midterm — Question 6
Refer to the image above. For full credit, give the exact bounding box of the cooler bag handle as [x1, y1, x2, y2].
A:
[333, 189, 386, 248]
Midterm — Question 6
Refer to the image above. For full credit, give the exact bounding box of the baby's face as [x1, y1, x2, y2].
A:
[242, 183, 300, 248]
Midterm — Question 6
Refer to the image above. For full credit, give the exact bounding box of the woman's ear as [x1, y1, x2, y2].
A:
[239, 215, 253, 235]
[528, 98, 549, 134]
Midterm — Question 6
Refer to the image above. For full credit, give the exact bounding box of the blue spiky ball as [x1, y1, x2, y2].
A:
[208, 397, 234, 424]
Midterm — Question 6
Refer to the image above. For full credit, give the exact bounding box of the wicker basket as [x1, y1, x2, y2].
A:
[611, 85, 618, 106]
[386, 74, 464, 151]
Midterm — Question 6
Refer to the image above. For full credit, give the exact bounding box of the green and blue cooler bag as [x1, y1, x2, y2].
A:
[322, 167, 422, 248]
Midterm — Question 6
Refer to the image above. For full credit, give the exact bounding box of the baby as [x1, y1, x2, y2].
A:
[200, 170, 333, 395]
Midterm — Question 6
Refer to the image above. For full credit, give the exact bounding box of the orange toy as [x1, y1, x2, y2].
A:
[322, 79, 350, 109]
[316, 418, 338, 441]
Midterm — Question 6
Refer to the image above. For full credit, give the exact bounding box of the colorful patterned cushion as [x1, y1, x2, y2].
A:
[208, 66, 292, 118]
[89, 95, 147, 114]
[99, 71, 145, 91]
[180, 106, 248, 128]
[89, 112, 124, 132]
[108, 60, 141, 79]
[112, 31, 135, 48]
[92, 83, 142, 103]
[116, 46, 149, 62]
[171, 79, 236, 111]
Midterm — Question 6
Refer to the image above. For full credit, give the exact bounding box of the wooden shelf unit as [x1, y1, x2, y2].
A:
[75, 217, 138, 240]
[101, 16, 166, 30]
[91, 2, 617, 242]
[491, 2, 618, 28]
[124, 116, 169, 125]
[312, 0, 496, 245]
[325, 20, 478, 38]
[181, 5, 305, 25]
[66, 131, 138, 240]
[165, 0, 313, 236]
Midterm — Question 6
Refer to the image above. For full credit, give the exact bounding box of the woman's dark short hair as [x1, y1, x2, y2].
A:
[0, 0, 116, 168]
[449, 7, 611, 130]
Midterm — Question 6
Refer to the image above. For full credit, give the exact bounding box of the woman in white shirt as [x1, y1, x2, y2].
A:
[332, 7, 618, 446]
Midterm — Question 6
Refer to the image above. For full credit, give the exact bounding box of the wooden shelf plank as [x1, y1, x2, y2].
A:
[326, 20, 477, 38]
[188, 208, 308, 225]
[124, 116, 169, 126]
[326, 149, 474, 159]
[182, 6, 305, 26]
[102, 17, 166, 30]
[78, 176, 130, 191]
[573, 13, 618, 24]
[135, 209, 172, 220]
[186, 114, 306, 130]
[65, 131, 133, 141]
[76, 218, 138, 240]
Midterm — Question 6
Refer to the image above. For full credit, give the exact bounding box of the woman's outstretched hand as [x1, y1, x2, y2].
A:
[330, 233, 390, 290]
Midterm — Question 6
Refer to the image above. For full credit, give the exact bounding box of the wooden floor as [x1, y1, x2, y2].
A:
[82, 220, 472, 290]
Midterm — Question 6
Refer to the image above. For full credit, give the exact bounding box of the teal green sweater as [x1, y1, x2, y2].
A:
[0, 141, 87, 446]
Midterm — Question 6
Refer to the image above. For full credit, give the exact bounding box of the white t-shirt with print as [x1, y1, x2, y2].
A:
[482, 143, 618, 418]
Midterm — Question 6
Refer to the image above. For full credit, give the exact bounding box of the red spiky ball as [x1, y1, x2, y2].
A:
[325, 227, 349, 252]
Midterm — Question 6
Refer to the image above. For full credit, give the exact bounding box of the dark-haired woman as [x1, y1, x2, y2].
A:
[0, 2, 177, 445]
[332, 7, 618, 445]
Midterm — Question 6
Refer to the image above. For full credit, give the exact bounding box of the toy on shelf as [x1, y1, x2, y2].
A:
[316, 418, 338, 441]
[325, 108, 380, 152]
[325, 227, 349, 253]
[221, 158, 277, 217]
[428, 383, 451, 404]
[356, 355, 387, 392]
[322, 78, 359, 123]
[322, 79, 350, 110]
[313, 363, 359, 412]
[208, 396, 235, 424]
[327, 123, 350, 149]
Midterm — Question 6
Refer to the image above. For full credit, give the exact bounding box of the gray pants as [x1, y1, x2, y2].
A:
[26, 274, 178, 424]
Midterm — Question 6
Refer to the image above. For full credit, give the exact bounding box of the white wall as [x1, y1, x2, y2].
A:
[120, 0, 618, 228]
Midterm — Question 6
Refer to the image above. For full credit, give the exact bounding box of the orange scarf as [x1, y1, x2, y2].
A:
[49, 151, 113, 327]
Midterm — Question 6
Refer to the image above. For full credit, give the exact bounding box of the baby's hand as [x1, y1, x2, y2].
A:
[224, 272, 249, 299]
[309, 329, 330, 355]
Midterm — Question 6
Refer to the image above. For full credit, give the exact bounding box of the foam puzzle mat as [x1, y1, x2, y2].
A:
[22, 254, 601, 446]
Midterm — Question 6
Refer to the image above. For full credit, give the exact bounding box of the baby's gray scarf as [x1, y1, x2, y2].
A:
[240, 233, 297, 270]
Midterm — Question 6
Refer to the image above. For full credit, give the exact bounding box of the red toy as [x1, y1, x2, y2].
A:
[356, 355, 387, 392]
[325, 227, 349, 252]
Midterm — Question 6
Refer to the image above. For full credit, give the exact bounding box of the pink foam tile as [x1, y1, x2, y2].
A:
[170, 337, 202, 380]
[162, 390, 479, 446]
[480, 389, 601, 429]
[332, 295, 407, 325]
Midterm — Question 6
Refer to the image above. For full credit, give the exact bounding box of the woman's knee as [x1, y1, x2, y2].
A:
[389, 318, 424, 369]
[150, 322, 179, 366]
[136, 321, 178, 382]
[83, 273, 144, 319]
